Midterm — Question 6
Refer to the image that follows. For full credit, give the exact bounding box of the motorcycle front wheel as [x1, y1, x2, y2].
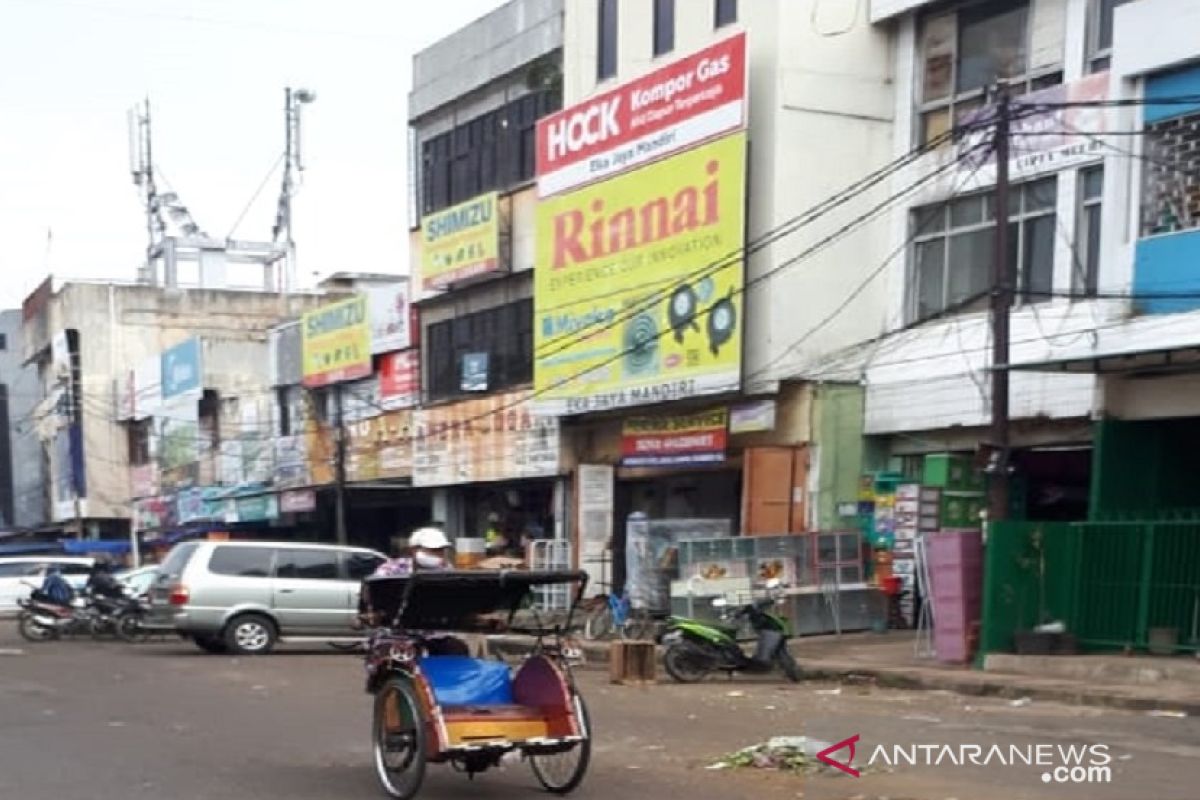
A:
[17, 612, 56, 642]
[663, 642, 715, 683]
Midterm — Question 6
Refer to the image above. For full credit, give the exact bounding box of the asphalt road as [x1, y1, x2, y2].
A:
[1, 629, 1198, 800]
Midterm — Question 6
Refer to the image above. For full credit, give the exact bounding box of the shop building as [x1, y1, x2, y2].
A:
[19, 278, 321, 540]
[542, 1, 896, 600]
[406, 0, 571, 557]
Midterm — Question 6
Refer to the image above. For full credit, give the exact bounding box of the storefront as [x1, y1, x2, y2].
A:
[411, 389, 566, 553]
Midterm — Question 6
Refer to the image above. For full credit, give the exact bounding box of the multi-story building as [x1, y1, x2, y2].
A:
[0, 309, 45, 529]
[20, 278, 323, 540]
[407, 0, 571, 552]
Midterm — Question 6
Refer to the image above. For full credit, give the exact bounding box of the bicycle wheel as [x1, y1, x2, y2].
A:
[372, 677, 427, 800]
[529, 696, 591, 794]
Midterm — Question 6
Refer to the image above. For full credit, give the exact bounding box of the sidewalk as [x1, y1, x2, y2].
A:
[489, 630, 1200, 715]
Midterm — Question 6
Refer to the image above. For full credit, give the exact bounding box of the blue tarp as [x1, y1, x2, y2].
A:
[0, 542, 62, 556]
[420, 656, 513, 706]
[60, 539, 132, 555]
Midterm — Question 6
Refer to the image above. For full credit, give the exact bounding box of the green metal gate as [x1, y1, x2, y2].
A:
[981, 521, 1200, 655]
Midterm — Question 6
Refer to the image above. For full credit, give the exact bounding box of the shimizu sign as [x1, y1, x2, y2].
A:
[533, 131, 747, 415]
[419, 190, 501, 291]
[302, 294, 372, 387]
[536, 32, 746, 198]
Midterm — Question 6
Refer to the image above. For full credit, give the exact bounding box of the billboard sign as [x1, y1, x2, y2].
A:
[533, 132, 747, 415]
[161, 338, 203, 400]
[419, 191, 501, 291]
[621, 408, 728, 467]
[302, 294, 371, 387]
[368, 282, 413, 353]
[379, 350, 420, 409]
[536, 32, 746, 197]
[412, 390, 560, 487]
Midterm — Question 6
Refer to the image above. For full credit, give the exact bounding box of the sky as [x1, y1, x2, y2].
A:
[0, 0, 504, 309]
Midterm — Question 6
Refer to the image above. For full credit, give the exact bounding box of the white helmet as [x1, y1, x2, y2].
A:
[409, 527, 450, 550]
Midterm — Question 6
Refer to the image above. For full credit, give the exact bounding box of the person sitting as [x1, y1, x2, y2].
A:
[39, 566, 74, 607]
[86, 558, 126, 601]
[360, 527, 472, 657]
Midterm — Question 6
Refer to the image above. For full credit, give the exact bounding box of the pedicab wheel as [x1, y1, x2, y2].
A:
[529, 697, 591, 794]
[373, 677, 427, 800]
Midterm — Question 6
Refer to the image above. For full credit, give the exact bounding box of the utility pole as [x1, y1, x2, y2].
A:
[333, 384, 348, 545]
[66, 348, 84, 540]
[988, 88, 1012, 523]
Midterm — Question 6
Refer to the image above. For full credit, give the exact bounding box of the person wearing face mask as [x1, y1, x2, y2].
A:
[360, 526, 472, 656]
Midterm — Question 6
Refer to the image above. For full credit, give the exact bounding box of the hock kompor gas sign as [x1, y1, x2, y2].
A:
[535, 32, 746, 198]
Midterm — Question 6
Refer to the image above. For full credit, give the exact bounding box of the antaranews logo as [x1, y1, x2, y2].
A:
[821, 735, 1113, 785]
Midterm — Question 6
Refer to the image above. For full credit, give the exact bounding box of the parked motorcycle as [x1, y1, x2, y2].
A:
[15, 582, 123, 642]
[659, 580, 800, 683]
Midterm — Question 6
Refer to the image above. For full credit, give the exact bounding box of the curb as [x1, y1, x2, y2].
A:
[486, 635, 1200, 715]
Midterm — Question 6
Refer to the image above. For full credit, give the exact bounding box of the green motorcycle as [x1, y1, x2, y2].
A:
[659, 584, 800, 683]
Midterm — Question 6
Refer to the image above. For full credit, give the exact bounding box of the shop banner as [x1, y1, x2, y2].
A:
[346, 415, 382, 482]
[162, 338, 203, 400]
[233, 494, 279, 523]
[133, 496, 174, 530]
[621, 408, 728, 467]
[729, 399, 777, 434]
[534, 132, 747, 415]
[306, 425, 336, 486]
[412, 390, 559, 487]
[274, 434, 309, 488]
[368, 282, 413, 354]
[958, 71, 1109, 183]
[280, 488, 316, 514]
[419, 191, 501, 291]
[379, 350, 420, 410]
[378, 410, 414, 479]
[536, 32, 746, 197]
[302, 294, 371, 387]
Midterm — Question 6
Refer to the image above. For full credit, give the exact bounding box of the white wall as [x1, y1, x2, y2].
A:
[561, 0, 897, 394]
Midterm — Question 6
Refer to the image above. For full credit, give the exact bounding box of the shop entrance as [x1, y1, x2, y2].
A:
[1012, 447, 1091, 522]
[611, 468, 741, 594]
[459, 479, 558, 548]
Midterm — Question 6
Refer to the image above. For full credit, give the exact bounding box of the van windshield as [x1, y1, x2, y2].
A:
[159, 543, 200, 576]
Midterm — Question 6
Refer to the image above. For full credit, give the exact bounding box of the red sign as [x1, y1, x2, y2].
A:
[380, 349, 420, 409]
[620, 408, 728, 467]
[536, 32, 746, 197]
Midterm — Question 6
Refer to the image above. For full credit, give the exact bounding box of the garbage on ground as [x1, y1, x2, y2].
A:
[725, 690, 746, 698]
[708, 737, 857, 775]
[1147, 710, 1188, 718]
[901, 714, 942, 724]
[814, 688, 842, 696]
[1009, 697, 1032, 707]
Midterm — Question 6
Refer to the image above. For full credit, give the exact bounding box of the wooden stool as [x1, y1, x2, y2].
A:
[609, 640, 657, 685]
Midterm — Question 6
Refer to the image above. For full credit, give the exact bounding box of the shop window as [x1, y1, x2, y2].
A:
[1076, 166, 1104, 296]
[653, 0, 675, 57]
[909, 176, 1058, 321]
[598, 0, 618, 81]
[419, 91, 560, 216]
[917, 1, 1062, 147]
[1086, 0, 1133, 73]
[426, 298, 533, 401]
[715, 0, 737, 28]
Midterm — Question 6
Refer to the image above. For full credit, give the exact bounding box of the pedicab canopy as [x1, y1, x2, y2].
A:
[362, 569, 587, 633]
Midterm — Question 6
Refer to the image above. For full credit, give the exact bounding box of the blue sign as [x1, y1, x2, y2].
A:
[162, 338, 203, 399]
[461, 352, 488, 392]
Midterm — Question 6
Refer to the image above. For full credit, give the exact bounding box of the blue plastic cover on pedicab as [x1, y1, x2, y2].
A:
[420, 656, 513, 706]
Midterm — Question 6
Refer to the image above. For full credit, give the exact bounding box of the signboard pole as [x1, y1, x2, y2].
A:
[334, 383, 348, 545]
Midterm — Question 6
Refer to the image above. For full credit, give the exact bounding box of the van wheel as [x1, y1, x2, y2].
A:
[224, 614, 277, 655]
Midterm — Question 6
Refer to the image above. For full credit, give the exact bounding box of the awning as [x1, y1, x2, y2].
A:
[60, 539, 132, 556]
[0, 542, 62, 556]
[1009, 309, 1200, 375]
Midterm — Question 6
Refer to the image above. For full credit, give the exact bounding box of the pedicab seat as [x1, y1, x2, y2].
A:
[420, 655, 513, 706]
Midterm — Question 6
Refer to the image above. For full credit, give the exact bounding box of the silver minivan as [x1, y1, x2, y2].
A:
[147, 541, 385, 655]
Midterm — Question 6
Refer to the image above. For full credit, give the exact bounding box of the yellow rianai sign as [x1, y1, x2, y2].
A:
[419, 191, 501, 291]
[533, 132, 746, 415]
[302, 294, 371, 387]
